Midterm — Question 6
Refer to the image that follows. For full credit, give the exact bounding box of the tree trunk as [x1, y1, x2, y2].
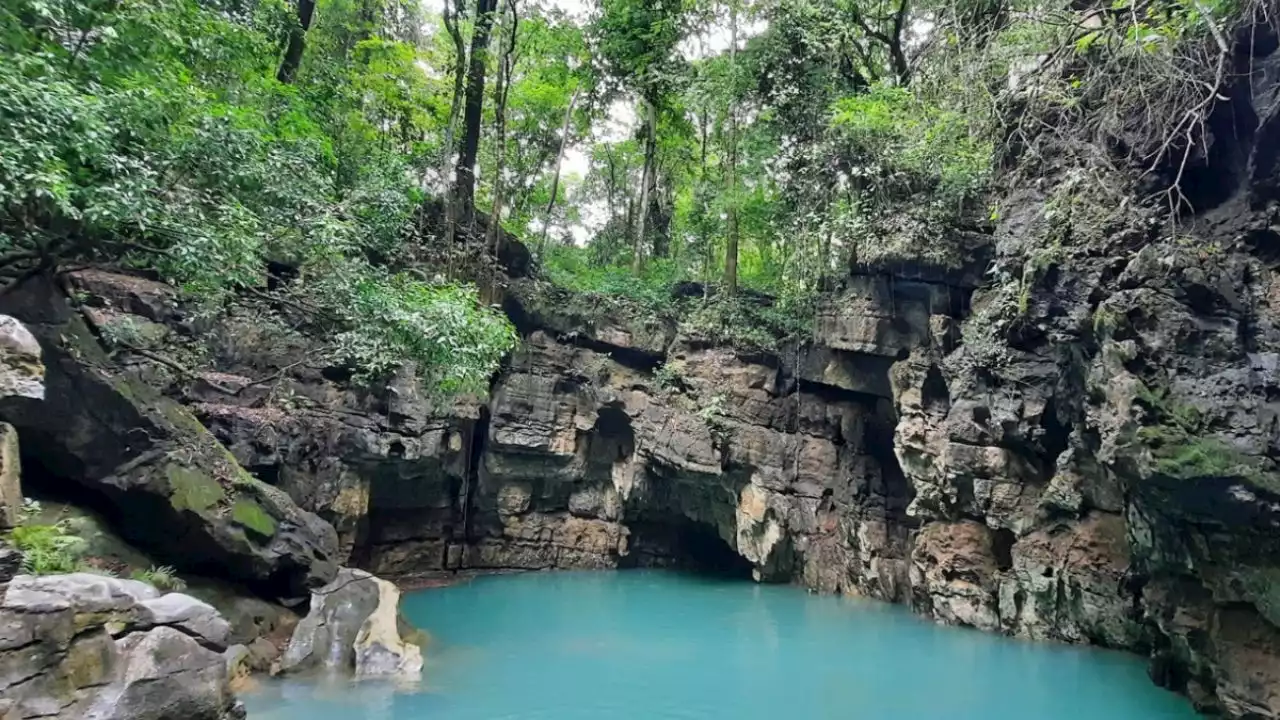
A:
[605, 147, 618, 225]
[538, 85, 581, 255]
[454, 0, 499, 237]
[440, 0, 468, 242]
[486, 0, 519, 254]
[632, 95, 657, 273]
[276, 0, 316, 84]
[722, 1, 740, 295]
[698, 107, 712, 283]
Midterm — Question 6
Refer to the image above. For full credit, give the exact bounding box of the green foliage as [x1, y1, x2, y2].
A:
[131, 564, 187, 592]
[653, 361, 685, 391]
[831, 85, 992, 208]
[0, 0, 516, 399]
[302, 258, 518, 395]
[697, 391, 732, 443]
[596, 0, 689, 100]
[682, 294, 813, 350]
[1092, 305, 1121, 339]
[8, 521, 88, 575]
[541, 244, 813, 351]
[826, 84, 993, 269]
[230, 498, 277, 538]
[543, 244, 680, 311]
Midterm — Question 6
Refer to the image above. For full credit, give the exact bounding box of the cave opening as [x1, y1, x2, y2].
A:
[13, 443, 226, 582]
[623, 518, 755, 580]
[14, 444, 90, 513]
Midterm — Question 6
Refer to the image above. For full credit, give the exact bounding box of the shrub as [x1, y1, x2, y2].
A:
[9, 522, 87, 575]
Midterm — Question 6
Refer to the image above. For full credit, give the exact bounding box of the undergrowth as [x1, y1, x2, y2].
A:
[7, 502, 89, 575]
[540, 244, 816, 351]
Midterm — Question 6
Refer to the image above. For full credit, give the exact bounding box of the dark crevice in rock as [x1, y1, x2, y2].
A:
[865, 400, 914, 516]
[247, 463, 282, 486]
[794, 377, 887, 410]
[463, 406, 491, 544]
[1039, 396, 1073, 478]
[921, 365, 950, 410]
[992, 528, 1016, 572]
[563, 334, 665, 373]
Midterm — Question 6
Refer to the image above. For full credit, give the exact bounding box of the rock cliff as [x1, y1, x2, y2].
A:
[39, 213, 1278, 718]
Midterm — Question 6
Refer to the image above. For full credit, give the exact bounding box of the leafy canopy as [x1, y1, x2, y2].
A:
[0, 0, 516, 397]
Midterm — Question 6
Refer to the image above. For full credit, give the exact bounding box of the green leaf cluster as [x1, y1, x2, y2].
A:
[8, 521, 88, 575]
[0, 0, 515, 398]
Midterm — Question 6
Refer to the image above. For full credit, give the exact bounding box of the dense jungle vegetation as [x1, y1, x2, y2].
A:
[0, 0, 1265, 395]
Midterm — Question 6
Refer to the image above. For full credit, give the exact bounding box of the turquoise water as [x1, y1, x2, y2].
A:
[242, 570, 1198, 720]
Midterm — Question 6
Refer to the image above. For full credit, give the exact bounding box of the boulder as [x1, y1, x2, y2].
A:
[0, 544, 20, 585]
[139, 594, 232, 650]
[0, 275, 338, 598]
[88, 626, 240, 720]
[279, 568, 422, 678]
[0, 573, 241, 720]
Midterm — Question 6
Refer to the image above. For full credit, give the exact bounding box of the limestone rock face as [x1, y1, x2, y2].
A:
[0, 425, 21, 531]
[353, 574, 423, 677]
[910, 521, 1002, 632]
[0, 573, 241, 720]
[0, 313, 40, 532]
[0, 315, 43, 401]
[881, 39, 1280, 717]
[0, 275, 338, 599]
[279, 568, 422, 678]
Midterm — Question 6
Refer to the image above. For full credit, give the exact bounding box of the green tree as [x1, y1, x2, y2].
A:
[597, 0, 689, 270]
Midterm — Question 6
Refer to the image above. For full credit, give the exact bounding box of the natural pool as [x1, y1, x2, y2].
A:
[242, 570, 1198, 720]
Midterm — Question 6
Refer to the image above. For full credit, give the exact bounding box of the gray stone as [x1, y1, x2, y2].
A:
[85, 626, 234, 720]
[140, 594, 231, 651]
[0, 275, 338, 599]
[0, 425, 19, 530]
[4, 573, 160, 614]
[278, 568, 381, 674]
[0, 573, 241, 720]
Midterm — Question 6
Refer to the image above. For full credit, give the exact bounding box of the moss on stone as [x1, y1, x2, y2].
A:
[156, 397, 216, 438]
[1241, 568, 1280, 628]
[61, 631, 113, 689]
[231, 497, 276, 538]
[167, 463, 225, 513]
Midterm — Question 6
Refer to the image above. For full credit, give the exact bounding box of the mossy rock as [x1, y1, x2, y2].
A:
[230, 498, 277, 538]
[0, 274, 338, 597]
[1240, 568, 1280, 628]
[167, 463, 225, 513]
